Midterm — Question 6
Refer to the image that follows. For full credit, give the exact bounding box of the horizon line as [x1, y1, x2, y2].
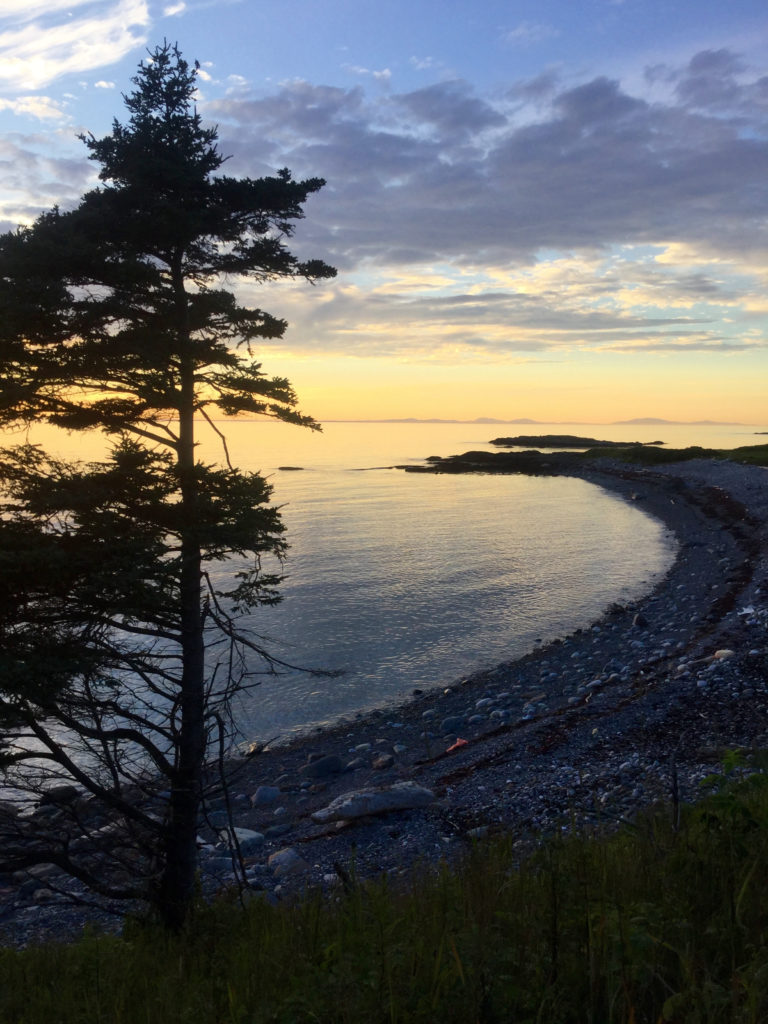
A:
[319, 417, 755, 427]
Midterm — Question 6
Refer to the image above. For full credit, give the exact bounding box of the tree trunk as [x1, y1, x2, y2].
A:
[155, 257, 205, 930]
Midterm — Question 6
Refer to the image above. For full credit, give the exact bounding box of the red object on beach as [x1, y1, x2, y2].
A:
[447, 738, 468, 752]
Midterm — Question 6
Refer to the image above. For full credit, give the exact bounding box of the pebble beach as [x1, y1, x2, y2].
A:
[2, 456, 767, 947]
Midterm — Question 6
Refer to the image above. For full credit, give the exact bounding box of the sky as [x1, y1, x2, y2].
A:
[0, 1, 766, 424]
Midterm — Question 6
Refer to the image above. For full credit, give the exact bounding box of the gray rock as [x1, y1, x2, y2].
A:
[23, 862, 65, 882]
[219, 827, 265, 856]
[300, 754, 345, 779]
[311, 782, 435, 823]
[441, 715, 466, 735]
[17, 879, 39, 901]
[265, 823, 293, 840]
[372, 753, 395, 770]
[268, 847, 310, 878]
[202, 856, 236, 877]
[251, 786, 281, 808]
[32, 888, 56, 904]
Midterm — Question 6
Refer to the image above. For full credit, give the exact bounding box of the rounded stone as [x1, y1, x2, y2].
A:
[441, 715, 466, 735]
[251, 785, 280, 808]
[268, 847, 310, 878]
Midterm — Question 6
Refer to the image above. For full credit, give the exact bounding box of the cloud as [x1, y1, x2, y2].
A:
[226, 74, 249, 93]
[2, 35, 763, 372]
[201, 48, 768, 362]
[675, 48, 748, 109]
[0, 134, 94, 228]
[553, 76, 646, 123]
[94, 80, 116, 89]
[504, 21, 560, 47]
[345, 65, 392, 83]
[231, 258, 753, 364]
[0, 0, 94, 18]
[410, 56, 439, 72]
[0, 95, 68, 120]
[0, 0, 149, 91]
[210, 55, 768, 263]
[606, 340, 756, 353]
[393, 80, 506, 139]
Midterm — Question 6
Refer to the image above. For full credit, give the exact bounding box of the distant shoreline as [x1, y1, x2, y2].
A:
[319, 418, 755, 426]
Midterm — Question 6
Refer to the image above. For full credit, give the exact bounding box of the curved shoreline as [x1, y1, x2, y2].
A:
[250, 456, 764, 754]
[219, 458, 768, 879]
[2, 458, 767, 946]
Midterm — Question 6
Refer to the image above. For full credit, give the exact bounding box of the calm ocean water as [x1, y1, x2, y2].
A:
[13, 419, 767, 743]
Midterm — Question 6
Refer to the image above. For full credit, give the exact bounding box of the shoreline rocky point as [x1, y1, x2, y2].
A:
[2, 455, 767, 947]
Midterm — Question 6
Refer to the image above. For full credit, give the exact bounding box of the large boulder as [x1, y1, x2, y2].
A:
[311, 782, 435, 824]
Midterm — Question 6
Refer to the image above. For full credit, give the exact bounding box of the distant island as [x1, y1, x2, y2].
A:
[611, 418, 746, 426]
[491, 434, 664, 449]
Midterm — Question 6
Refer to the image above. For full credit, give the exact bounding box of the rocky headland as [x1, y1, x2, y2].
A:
[1, 455, 767, 947]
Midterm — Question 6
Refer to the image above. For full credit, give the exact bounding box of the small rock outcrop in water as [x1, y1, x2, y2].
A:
[490, 435, 664, 448]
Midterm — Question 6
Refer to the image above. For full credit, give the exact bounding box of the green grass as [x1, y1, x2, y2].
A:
[3, 764, 768, 1023]
[583, 443, 768, 467]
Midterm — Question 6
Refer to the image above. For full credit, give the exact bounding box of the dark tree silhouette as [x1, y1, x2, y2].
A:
[0, 42, 335, 929]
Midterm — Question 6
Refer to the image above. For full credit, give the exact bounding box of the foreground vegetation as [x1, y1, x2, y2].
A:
[3, 762, 768, 1023]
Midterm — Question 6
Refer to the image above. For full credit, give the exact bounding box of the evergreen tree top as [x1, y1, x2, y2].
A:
[83, 41, 223, 190]
[0, 41, 336, 436]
